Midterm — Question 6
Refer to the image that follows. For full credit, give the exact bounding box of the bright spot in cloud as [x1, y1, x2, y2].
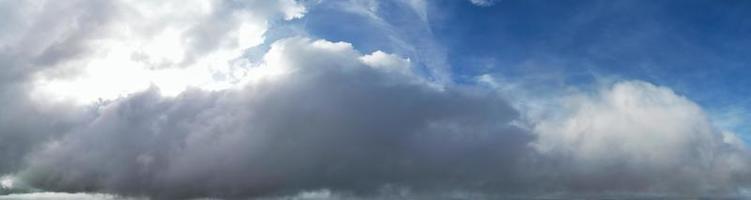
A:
[0, 176, 13, 189]
[25, 0, 309, 105]
[30, 13, 268, 104]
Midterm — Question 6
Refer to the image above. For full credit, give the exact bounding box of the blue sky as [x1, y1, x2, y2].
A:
[294, 0, 751, 138]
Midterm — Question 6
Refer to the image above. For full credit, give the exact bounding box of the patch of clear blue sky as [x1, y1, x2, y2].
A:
[282, 0, 751, 137]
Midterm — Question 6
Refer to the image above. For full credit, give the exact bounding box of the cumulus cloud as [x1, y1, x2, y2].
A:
[16, 38, 530, 199]
[531, 81, 751, 195]
[0, 0, 306, 192]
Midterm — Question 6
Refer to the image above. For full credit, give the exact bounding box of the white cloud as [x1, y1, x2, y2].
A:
[14, 0, 307, 104]
[360, 50, 412, 75]
[328, 0, 451, 83]
[0, 176, 12, 189]
[406, 0, 428, 22]
[468, 0, 499, 7]
[532, 81, 751, 192]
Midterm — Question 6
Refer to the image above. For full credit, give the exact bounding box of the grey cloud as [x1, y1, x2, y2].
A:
[0, 192, 142, 200]
[7, 37, 751, 200]
[0, 0, 119, 81]
[16, 38, 532, 199]
[0, 0, 115, 176]
[0, 0, 302, 188]
[0, 85, 91, 178]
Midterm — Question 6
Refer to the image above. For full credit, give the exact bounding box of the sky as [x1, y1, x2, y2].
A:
[0, 0, 750, 199]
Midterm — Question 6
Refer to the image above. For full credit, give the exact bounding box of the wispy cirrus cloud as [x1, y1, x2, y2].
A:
[467, 0, 500, 7]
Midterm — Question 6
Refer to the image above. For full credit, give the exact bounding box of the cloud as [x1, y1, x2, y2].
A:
[16, 37, 530, 199]
[315, 0, 451, 83]
[0, 192, 142, 200]
[468, 0, 500, 7]
[1, 1, 750, 199]
[532, 81, 751, 194]
[0, 0, 116, 81]
[13, 36, 748, 199]
[22, 0, 306, 103]
[0, 0, 306, 187]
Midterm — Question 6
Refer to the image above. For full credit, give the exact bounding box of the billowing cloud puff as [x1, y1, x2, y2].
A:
[532, 81, 751, 195]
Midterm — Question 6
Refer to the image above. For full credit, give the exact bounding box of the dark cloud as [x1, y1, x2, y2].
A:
[0, 0, 115, 176]
[0, 0, 119, 80]
[0, 0, 305, 180]
[16, 38, 531, 199]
